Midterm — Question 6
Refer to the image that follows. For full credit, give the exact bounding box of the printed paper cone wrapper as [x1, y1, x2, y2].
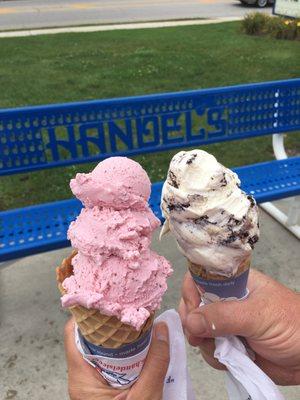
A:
[56, 251, 154, 388]
[188, 258, 251, 304]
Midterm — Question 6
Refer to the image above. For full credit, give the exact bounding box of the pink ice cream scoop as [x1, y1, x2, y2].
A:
[62, 251, 171, 329]
[62, 157, 172, 330]
[68, 207, 160, 262]
[70, 156, 151, 210]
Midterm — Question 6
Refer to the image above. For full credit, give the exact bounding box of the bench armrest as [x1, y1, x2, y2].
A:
[272, 133, 288, 160]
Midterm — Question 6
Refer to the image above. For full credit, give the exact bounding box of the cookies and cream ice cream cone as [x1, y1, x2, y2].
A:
[188, 258, 250, 282]
[161, 149, 259, 302]
[187, 258, 251, 303]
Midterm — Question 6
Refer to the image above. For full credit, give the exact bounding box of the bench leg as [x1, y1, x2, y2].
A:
[260, 198, 300, 240]
[286, 197, 300, 226]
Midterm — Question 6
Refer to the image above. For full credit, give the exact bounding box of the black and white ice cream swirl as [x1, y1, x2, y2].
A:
[160, 150, 259, 277]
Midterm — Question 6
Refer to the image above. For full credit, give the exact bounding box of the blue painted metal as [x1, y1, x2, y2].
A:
[235, 156, 300, 202]
[1, 157, 299, 262]
[0, 198, 82, 262]
[1, 79, 300, 176]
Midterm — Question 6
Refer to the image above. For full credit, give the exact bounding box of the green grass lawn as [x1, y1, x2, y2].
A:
[0, 22, 299, 210]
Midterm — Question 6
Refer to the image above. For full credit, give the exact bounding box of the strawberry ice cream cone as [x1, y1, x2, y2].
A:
[57, 252, 154, 348]
[57, 157, 172, 388]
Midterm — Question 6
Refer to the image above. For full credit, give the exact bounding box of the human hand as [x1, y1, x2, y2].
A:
[179, 269, 300, 385]
[64, 317, 169, 399]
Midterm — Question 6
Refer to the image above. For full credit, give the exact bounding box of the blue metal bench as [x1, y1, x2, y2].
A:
[1, 79, 300, 261]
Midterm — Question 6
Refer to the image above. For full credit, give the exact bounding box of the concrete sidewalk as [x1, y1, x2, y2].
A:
[1, 207, 299, 400]
[0, 17, 243, 38]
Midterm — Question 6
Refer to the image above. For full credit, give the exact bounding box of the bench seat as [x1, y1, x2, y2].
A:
[1, 156, 299, 262]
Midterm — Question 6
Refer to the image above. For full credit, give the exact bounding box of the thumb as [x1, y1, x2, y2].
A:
[129, 322, 170, 399]
[186, 300, 254, 338]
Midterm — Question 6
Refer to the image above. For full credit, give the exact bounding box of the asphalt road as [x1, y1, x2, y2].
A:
[0, 0, 271, 31]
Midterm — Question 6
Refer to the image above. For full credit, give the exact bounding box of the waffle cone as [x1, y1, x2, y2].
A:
[56, 251, 154, 349]
[188, 258, 251, 281]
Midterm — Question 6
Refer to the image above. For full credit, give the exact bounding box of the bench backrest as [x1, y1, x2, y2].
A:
[1, 79, 299, 176]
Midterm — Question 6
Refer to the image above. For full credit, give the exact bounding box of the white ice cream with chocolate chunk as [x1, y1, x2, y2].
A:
[160, 150, 259, 277]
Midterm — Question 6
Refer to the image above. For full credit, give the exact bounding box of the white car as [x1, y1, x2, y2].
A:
[239, 0, 274, 7]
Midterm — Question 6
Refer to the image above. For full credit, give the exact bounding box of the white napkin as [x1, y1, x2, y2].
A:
[157, 309, 196, 400]
[215, 336, 285, 400]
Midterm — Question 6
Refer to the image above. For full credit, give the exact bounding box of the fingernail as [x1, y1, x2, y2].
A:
[154, 322, 169, 343]
[186, 312, 208, 336]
